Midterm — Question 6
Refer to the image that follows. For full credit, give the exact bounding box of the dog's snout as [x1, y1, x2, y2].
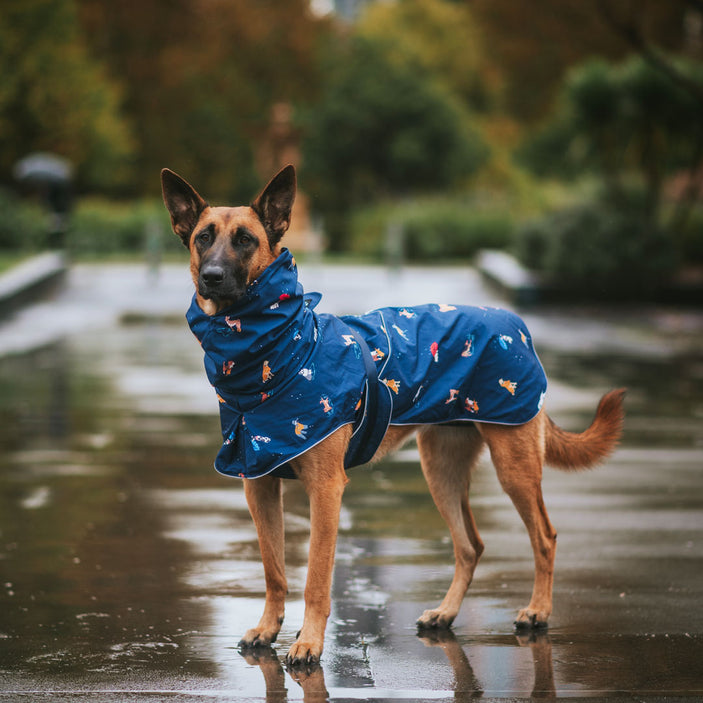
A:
[201, 265, 225, 287]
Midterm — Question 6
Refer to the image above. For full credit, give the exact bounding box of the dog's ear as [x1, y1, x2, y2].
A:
[161, 169, 209, 248]
[251, 165, 296, 248]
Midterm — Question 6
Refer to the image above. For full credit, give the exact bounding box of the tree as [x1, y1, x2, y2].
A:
[357, 0, 492, 112]
[471, 0, 700, 121]
[519, 55, 703, 223]
[77, 0, 329, 198]
[302, 37, 489, 250]
[515, 54, 703, 295]
[0, 0, 135, 192]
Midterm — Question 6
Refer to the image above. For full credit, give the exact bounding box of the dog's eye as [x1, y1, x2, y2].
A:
[238, 233, 252, 245]
[197, 230, 211, 245]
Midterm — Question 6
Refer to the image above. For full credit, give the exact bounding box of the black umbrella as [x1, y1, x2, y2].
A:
[13, 152, 74, 186]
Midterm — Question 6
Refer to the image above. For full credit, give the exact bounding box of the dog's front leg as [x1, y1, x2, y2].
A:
[287, 431, 350, 665]
[240, 475, 287, 649]
[288, 462, 346, 665]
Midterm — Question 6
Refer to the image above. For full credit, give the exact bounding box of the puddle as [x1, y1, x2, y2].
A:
[1, 268, 702, 699]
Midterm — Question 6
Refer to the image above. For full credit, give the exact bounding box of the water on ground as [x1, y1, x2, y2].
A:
[1, 261, 702, 700]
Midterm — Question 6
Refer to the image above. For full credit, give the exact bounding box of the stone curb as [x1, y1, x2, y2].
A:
[475, 249, 545, 306]
[476, 248, 703, 306]
[0, 251, 68, 319]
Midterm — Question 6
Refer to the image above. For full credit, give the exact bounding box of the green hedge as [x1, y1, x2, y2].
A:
[68, 198, 181, 257]
[349, 199, 514, 261]
[514, 201, 678, 299]
[678, 207, 703, 265]
[0, 189, 49, 250]
[0, 190, 185, 258]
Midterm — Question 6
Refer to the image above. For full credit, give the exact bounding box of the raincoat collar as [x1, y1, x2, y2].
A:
[186, 249, 321, 412]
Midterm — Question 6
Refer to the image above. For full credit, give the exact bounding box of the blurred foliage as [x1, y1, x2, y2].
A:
[515, 53, 703, 290]
[519, 56, 703, 194]
[1, 0, 328, 199]
[470, 0, 697, 121]
[0, 0, 702, 296]
[0, 189, 49, 251]
[68, 198, 180, 258]
[515, 200, 678, 299]
[0, 190, 183, 258]
[350, 198, 514, 262]
[77, 0, 327, 199]
[678, 207, 703, 263]
[357, 0, 492, 111]
[0, 0, 135, 192]
[302, 36, 489, 250]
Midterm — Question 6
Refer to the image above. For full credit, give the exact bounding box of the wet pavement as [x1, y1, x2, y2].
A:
[1, 258, 702, 701]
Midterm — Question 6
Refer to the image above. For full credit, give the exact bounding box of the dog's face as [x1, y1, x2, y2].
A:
[161, 166, 296, 315]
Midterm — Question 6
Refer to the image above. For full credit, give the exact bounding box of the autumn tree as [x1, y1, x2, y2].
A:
[0, 0, 134, 191]
[520, 56, 703, 224]
[77, 0, 329, 199]
[471, 0, 702, 121]
[514, 54, 703, 298]
[357, 0, 492, 112]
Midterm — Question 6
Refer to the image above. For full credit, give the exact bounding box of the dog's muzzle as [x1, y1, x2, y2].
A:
[198, 264, 243, 301]
[199, 263, 225, 293]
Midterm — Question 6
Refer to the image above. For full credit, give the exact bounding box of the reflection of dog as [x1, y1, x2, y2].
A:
[162, 165, 625, 667]
[420, 629, 556, 698]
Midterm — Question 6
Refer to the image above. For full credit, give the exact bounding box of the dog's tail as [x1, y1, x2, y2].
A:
[545, 388, 626, 471]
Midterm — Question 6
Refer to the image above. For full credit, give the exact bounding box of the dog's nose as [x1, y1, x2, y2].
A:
[201, 265, 225, 287]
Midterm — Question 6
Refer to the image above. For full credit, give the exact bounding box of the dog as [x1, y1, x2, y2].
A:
[161, 164, 625, 666]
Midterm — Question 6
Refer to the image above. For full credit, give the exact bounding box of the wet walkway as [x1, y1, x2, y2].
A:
[1, 259, 702, 700]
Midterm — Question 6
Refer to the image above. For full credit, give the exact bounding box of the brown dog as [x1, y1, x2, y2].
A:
[161, 165, 625, 666]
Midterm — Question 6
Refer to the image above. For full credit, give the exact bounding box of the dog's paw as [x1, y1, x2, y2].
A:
[238, 627, 279, 650]
[416, 608, 455, 630]
[514, 608, 549, 630]
[285, 638, 323, 667]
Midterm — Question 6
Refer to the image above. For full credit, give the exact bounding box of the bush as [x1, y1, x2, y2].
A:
[517, 56, 703, 183]
[403, 207, 514, 260]
[0, 189, 49, 250]
[514, 201, 678, 299]
[349, 199, 514, 261]
[678, 207, 703, 265]
[68, 198, 181, 257]
[0, 191, 187, 258]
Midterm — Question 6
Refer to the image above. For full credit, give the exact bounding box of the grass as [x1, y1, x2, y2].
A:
[0, 253, 31, 275]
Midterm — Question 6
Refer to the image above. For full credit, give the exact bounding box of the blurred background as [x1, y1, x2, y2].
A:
[2, 3, 703, 697]
[1, 0, 703, 298]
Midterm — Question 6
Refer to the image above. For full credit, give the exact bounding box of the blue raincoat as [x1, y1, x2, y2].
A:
[187, 249, 547, 479]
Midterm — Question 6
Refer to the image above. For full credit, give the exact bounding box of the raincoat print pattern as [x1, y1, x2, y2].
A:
[187, 249, 547, 479]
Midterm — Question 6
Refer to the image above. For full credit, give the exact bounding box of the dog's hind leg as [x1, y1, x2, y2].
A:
[416, 424, 485, 629]
[240, 475, 287, 648]
[479, 416, 557, 629]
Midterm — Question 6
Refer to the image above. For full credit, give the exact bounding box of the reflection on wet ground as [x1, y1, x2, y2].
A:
[1, 262, 702, 700]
